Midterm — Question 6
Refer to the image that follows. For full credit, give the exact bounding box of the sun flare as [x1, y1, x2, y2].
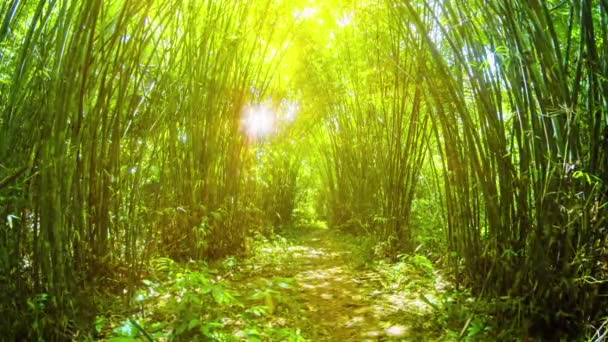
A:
[243, 104, 276, 138]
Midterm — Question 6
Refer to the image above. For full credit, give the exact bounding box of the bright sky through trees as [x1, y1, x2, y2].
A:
[243, 104, 276, 138]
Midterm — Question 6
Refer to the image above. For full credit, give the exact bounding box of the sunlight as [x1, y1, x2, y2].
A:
[243, 104, 276, 138]
[293, 7, 317, 23]
[337, 11, 353, 27]
[385, 325, 408, 337]
[486, 51, 499, 75]
[281, 100, 300, 122]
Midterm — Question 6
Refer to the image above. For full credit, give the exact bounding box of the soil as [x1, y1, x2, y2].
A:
[233, 227, 447, 341]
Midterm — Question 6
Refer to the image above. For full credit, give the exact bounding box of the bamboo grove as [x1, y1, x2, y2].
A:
[0, 0, 297, 337]
[0, 0, 606, 339]
[400, 0, 608, 335]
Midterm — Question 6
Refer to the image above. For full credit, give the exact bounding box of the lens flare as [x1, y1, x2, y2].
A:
[243, 104, 275, 138]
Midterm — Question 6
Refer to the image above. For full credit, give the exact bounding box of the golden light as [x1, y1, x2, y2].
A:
[282, 100, 300, 122]
[293, 7, 317, 23]
[337, 11, 354, 28]
[243, 104, 276, 138]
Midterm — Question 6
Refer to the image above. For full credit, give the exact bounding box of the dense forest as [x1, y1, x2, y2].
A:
[0, 0, 607, 340]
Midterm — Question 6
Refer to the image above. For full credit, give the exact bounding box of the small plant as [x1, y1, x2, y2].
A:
[106, 258, 242, 340]
[248, 277, 297, 315]
[27, 293, 52, 337]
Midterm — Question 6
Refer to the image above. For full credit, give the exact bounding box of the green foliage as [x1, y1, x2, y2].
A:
[0, 0, 302, 337]
[424, 290, 496, 341]
[378, 254, 436, 293]
[340, 233, 379, 268]
[100, 251, 307, 341]
[248, 277, 296, 315]
[407, 255, 435, 277]
[393, 0, 608, 337]
[305, 2, 430, 249]
[256, 144, 302, 229]
[105, 258, 241, 340]
[0, 0, 606, 339]
[27, 293, 52, 337]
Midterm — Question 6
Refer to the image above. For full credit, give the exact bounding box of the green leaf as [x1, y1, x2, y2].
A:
[187, 293, 202, 305]
[246, 306, 269, 317]
[188, 318, 201, 330]
[106, 338, 139, 342]
[264, 293, 275, 314]
[211, 285, 235, 305]
[200, 321, 223, 336]
[113, 320, 138, 337]
[273, 277, 295, 289]
[176, 321, 188, 336]
[94, 316, 107, 334]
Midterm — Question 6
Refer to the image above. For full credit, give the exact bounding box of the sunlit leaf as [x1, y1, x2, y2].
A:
[106, 338, 139, 342]
[113, 320, 138, 337]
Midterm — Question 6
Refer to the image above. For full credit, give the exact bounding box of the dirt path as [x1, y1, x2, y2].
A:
[242, 227, 446, 341]
[107, 227, 449, 341]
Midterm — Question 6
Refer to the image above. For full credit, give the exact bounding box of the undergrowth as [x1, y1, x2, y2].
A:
[98, 252, 306, 341]
[93, 229, 604, 341]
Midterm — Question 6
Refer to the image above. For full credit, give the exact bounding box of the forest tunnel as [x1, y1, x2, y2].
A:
[0, 0, 607, 340]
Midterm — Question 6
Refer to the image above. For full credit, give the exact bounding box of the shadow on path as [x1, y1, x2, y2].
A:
[242, 227, 447, 341]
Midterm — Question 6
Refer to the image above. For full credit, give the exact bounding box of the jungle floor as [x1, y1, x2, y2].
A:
[101, 226, 474, 341]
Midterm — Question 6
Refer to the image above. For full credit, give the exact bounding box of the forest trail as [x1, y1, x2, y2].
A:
[104, 226, 449, 341]
[236, 227, 446, 341]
